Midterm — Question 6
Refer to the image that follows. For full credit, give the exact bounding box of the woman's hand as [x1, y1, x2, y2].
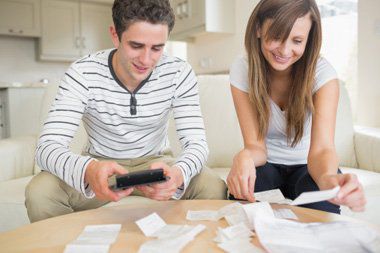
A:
[227, 149, 256, 202]
[318, 173, 366, 212]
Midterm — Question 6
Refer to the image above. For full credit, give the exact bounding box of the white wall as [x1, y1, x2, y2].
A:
[187, 0, 258, 74]
[357, 0, 380, 127]
[0, 36, 69, 84]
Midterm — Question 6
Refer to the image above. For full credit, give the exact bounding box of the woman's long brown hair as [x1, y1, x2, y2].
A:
[245, 0, 322, 146]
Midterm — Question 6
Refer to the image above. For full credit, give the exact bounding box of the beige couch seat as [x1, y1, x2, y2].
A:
[0, 75, 380, 233]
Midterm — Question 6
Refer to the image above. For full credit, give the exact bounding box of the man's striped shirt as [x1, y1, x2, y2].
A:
[36, 49, 209, 198]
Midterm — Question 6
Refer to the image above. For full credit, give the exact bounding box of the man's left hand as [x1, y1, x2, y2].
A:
[136, 162, 184, 201]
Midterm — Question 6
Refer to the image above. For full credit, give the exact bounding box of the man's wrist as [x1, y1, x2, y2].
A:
[171, 165, 185, 188]
[84, 159, 98, 183]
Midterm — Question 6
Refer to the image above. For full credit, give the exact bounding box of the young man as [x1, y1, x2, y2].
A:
[25, 0, 226, 222]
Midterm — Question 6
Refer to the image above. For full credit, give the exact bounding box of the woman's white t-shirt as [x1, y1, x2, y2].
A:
[229, 56, 338, 165]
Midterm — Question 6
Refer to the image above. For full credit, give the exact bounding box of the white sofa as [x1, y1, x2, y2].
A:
[0, 75, 380, 233]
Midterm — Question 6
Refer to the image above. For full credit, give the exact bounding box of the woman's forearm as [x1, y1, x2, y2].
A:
[308, 147, 339, 188]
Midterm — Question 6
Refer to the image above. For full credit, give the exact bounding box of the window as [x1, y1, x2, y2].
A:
[317, 0, 358, 120]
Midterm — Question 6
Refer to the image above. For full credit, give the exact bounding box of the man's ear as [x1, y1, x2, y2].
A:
[110, 25, 120, 48]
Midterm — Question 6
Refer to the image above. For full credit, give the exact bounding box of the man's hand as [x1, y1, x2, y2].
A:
[227, 149, 256, 202]
[136, 162, 184, 201]
[317, 173, 366, 212]
[85, 160, 134, 202]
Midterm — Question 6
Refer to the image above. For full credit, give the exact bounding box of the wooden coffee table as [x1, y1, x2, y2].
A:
[0, 200, 377, 252]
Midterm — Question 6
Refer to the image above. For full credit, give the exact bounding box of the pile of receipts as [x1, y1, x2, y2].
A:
[64, 187, 380, 253]
[183, 187, 380, 253]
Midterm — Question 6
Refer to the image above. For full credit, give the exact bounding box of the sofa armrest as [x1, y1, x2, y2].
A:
[354, 126, 380, 173]
[0, 135, 37, 182]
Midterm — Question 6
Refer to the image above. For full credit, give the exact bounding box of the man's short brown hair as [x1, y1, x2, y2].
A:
[112, 0, 175, 40]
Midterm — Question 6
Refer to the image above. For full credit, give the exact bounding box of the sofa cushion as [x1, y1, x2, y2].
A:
[0, 136, 36, 182]
[0, 176, 33, 232]
[334, 83, 357, 168]
[168, 75, 244, 168]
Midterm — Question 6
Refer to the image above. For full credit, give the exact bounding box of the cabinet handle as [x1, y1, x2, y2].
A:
[19, 30, 23, 34]
[8, 29, 14, 33]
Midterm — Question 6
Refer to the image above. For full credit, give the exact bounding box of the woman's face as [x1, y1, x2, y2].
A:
[260, 13, 312, 74]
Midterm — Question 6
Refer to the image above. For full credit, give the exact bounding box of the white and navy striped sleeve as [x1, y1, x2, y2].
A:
[171, 62, 209, 198]
[35, 63, 95, 198]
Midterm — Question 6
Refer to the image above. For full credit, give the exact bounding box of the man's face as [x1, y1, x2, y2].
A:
[111, 21, 168, 87]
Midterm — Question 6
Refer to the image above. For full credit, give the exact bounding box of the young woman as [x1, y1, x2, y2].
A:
[227, 0, 365, 213]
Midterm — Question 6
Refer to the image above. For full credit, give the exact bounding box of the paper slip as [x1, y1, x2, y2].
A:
[136, 212, 167, 237]
[254, 211, 380, 253]
[214, 227, 231, 243]
[253, 187, 340, 206]
[151, 225, 195, 239]
[64, 224, 121, 253]
[224, 213, 250, 227]
[217, 202, 244, 219]
[254, 189, 286, 203]
[290, 186, 340, 206]
[217, 238, 264, 253]
[64, 244, 110, 253]
[186, 210, 218, 221]
[186, 202, 244, 221]
[138, 234, 193, 253]
[220, 223, 254, 240]
[243, 202, 275, 229]
[138, 224, 206, 253]
[274, 209, 298, 220]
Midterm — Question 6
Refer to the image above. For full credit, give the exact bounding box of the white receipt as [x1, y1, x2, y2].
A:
[136, 213, 167, 237]
[186, 210, 218, 221]
[274, 209, 298, 220]
[254, 215, 380, 253]
[290, 186, 340, 206]
[255, 189, 286, 203]
[138, 234, 193, 253]
[217, 238, 264, 253]
[138, 224, 206, 253]
[220, 223, 254, 240]
[243, 202, 275, 229]
[64, 224, 121, 253]
[186, 202, 244, 222]
[254, 187, 340, 206]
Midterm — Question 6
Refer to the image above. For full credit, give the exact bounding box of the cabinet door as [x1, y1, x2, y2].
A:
[171, 0, 206, 38]
[80, 2, 114, 56]
[0, 0, 41, 37]
[39, 0, 81, 61]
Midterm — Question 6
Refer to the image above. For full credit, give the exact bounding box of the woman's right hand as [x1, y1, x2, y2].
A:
[227, 149, 256, 202]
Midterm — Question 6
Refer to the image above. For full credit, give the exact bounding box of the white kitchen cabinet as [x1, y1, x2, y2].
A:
[170, 0, 235, 41]
[0, 0, 41, 37]
[80, 2, 114, 56]
[39, 0, 113, 61]
[0, 85, 46, 139]
[39, 0, 80, 61]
